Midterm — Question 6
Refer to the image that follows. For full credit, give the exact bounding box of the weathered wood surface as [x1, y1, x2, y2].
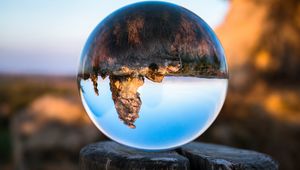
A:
[179, 142, 278, 170]
[79, 141, 278, 170]
[79, 141, 189, 170]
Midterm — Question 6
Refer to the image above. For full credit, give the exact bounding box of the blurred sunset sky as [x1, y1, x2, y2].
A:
[0, 0, 229, 75]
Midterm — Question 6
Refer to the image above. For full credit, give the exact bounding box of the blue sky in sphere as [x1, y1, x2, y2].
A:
[0, 0, 229, 75]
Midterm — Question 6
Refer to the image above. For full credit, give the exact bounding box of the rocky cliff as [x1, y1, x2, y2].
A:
[215, 0, 300, 169]
[217, 0, 300, 88]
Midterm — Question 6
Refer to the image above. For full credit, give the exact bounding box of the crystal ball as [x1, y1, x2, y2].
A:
[78, 1, 228, 150]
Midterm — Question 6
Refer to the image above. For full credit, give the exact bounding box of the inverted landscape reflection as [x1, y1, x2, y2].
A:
[80, 77, 227, 150]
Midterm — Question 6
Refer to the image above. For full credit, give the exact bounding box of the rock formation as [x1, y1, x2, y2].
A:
[78, 2, 228, 128]
[217, 0, 300, 89]
[215, 0, 300, 169]
[108, 64, 181, 128]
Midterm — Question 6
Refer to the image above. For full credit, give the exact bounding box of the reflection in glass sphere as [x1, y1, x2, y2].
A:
[78, 1, 228, 150]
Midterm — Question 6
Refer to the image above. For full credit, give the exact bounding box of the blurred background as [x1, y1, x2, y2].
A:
[0, 0, 299, 169]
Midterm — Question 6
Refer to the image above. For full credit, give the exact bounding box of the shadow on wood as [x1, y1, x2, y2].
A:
[79, 141, 278, 170]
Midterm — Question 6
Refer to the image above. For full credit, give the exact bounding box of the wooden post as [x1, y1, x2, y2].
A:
[79, 141, 278, 170]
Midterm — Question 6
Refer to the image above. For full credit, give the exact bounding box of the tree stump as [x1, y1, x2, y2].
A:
[79, 141, 278, 170]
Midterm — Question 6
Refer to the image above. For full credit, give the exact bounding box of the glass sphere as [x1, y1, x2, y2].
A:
[78, 1, 228, 150]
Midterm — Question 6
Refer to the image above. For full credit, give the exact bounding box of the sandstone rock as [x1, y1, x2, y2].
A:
[109, 75, 144, 128]
[108, 64, 180, 128]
